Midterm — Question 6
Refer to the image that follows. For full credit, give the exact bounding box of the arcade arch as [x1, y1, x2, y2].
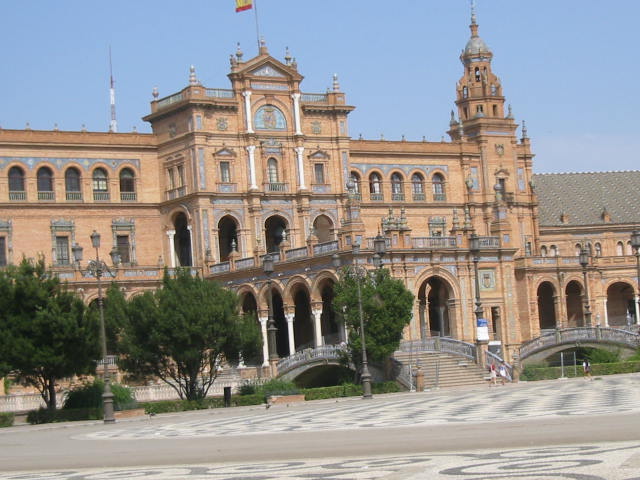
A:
[417, 276, 454, 338]
[537, 281, 557, 330]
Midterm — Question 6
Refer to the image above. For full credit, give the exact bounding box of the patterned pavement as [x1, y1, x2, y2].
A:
[2, 374, 640, 479]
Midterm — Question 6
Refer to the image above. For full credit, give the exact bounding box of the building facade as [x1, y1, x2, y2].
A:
[0, 14, 638, 369]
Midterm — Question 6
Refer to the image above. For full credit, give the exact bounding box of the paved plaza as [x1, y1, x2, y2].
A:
[1, 374, 640, 479]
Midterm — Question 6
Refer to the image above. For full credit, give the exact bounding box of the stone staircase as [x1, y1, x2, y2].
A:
[392, 351, 488, 389]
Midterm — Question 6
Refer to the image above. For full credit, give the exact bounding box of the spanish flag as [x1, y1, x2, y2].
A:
[236, 0, 252, 12]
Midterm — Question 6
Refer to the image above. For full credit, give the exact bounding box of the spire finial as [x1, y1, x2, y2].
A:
[284, 46, 292, 65]
[521, 120, 528, 139]
[332, 73, 340, 91]
[152, 86, 159, 99]
[236, 42, 243, 61]
[471, 0, 477, 25]
[189, 65, 198, 86]
[259, 36, 268, 55]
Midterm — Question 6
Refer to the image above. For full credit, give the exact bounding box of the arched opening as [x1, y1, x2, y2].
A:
[37, 167, 54, 200]
[269, 289, 288, 357]
[119, 168, 136, 200]
[9, 166, 25, 193]
[565, 281, 584, 328]
[432, 173, 446, 201]
[267, 158, 279, 183]
[391, 172, 404, 200]
[65, 167, 81, 200]
[218, 216, 239, 261]
[293, 287, 314, 351]
[606, 282, 635, 327]
[369, 172, 382, 199]
[313, 215, 333, 243]
[319, 280, 340, 344]
[537, 282, 557, 330]
[173, 212, 192, 266]
[616, 242, 624, 256]
[349, 171, 361, 195]
[240, 292, 261, 365]
[92, 167, 109, 201]
[411, 173, 424, 200]
[418, 277, 453, 337]
[264, 215, 288, 253]
[540, 246, 547, 257]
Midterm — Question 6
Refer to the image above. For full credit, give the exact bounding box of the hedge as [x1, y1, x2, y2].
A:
[0, 412, 14, 428]
[27, 407, 103, 425]
[521, 361, 640, 381]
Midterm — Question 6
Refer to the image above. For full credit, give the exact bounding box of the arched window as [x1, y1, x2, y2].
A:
[432, 173, 446, 201]
[119, 168, 136, 201]
[411, 173, 424, 200]
[616, 241, 624, 256]
[8, 166, 25, 192]
[550, 245, 557, 257]
[474, 67, 481, 81]
[349, 172, 361, 194]
[65, 167, 81, 201]
[37, 167, 54, 200]
[462, 86, 468, 98]
[267, 158, 279, 183]
[575, 244, 582, 256]
[254, 105, 287, 130]
[626, 241, 633, 256]
[595, 243, 602, 257]
[540, 246, 547, 257]
[391, 172, 403, 200]
[369, 173, 382, 200]
[92, 168, 109, 201]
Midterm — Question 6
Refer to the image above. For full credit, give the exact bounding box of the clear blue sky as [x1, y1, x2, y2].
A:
[1, 1, 637, 173]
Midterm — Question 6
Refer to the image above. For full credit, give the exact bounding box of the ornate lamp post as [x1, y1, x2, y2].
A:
[72, 231, 120, 424]
[373, 233, 386, 268]
[469, 234, 483, 326]
[332, 242, 378, 399]
[262, 253, 278, 376]
[579, 246, 592, 327]
[630, 230, 640, 325]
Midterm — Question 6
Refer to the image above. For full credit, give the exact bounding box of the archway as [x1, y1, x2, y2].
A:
[606, 282, 635, 327]
[537, 282, 557, 330]
[418, 276, 453, 337]
[269, 290, 288, 357]
[565, 281, 584, 328]
[264, 215, 288, 253]
[319, 280, 340, 344]
[293, 288, 314, 350]
[240, 292, 260, 364]
[218, 216, 238, 261]
[173, 212, 192, 266]
[313, 215, 334, 243]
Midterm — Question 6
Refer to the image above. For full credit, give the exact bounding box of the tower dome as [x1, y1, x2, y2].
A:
[460, 7, 493, 64]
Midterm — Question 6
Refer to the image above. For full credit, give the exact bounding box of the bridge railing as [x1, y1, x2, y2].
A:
[398, 337, 476, 360]
[519, 327, 640, 360]
[277, 344, 347, 374]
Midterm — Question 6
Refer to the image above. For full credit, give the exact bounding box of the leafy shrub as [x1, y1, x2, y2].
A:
[238, 382, 258, 395]
[64, 380, 136, 411]
[0, 412, 14, 428]
[625, 349, 640, 361]
[141, 394, 264, 415]
[521, 361, 640, 381]
[27, 407, 102, 424]
[586, 348, 620, 364]
[258, 379, 299, 397]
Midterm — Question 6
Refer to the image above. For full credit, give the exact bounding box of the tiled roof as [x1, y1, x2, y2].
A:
[533, 171, 640, 227]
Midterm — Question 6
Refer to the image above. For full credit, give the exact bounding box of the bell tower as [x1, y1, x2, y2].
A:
[449, 5, 515, 140]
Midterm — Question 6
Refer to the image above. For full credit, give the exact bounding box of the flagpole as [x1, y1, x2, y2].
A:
[254, 0, 261, 51]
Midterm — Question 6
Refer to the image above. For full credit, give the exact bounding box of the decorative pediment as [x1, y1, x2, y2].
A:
[309, 150, 329, 159]
[494, 167, 510, 177]
[250, 64, 286, 78]
[214, 147, 235, 157]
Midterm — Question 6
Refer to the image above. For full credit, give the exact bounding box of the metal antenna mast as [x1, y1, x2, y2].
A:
[109, 46, 117, 133]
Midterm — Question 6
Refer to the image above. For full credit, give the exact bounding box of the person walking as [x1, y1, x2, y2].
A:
[498, 363, 508, 385]
[583, 359, 592, 380]
[489, 361, 497, 386]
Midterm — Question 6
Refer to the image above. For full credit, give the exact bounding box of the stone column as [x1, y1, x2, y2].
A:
[418, 300, 427, 340]
[312, 308, 323, 347]
[259, 316, 269, 367]
[243, 90, 253, 133]
[635, 295, 639, 324]
[286, 313, 296, 356]
[291, 93, 302, 135]
[294, 146, 306, 190]
[186, 224, 194, 266]
[603, 298, 609, 327]
[166, 230, 176, 268]
[246, 145, 257, 190]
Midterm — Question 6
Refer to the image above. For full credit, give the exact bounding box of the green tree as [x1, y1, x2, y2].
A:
[333, 267, 413, 372]
[118, 269, 262, 401]
[0, 258, 99, 410]
[103, 282, 128, 354]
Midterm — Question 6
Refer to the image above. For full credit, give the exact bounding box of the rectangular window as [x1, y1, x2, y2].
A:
[177, 165, 185, 187]
[0, 237, 6, 266]
[195, 115, 202, 130]
[168, 168, 175, 190]
[55, 236, 70, 266]
[314, 163, 325, 184]
[117, 235, 130, 264]
[220, 162, 231, 183]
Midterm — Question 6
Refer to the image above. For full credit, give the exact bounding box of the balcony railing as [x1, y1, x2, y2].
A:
[205, 88, 234, 99]
[38, 191, 55, 201]
[478, 236, 500, 248]
[391, 193, 405, 201]
[412, 193, 426, 201]
[166, 187, 187, 200]
[265, 182, 287, 192]
[9, 191, 26, 201]
[412, 237, 457, 248]
[313, 240, 339, 256]
[301, 93, 328, 103]
[433, 193, 446, 202]
[210, 262, 230, 274]
[66, 192, 82, 201]
[93, 192, 110, 201]
[120, 192, 137, 201]
[235, 257, 255, 270]
[370, 193, 384, 201]
[285, 246, 308, 260]
[156, 92, 183, 109]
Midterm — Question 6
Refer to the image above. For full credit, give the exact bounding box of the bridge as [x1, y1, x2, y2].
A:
[276, 344, 349, 381]
[518, 327, 640, 364]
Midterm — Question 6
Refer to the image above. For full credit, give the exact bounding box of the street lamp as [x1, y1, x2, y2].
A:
[630, 230, 640, 326]
[372, 233, 386, 269]
[262, 253, 278, 376]
[579, 246, 592, 327]
[332, 243, 374, 399]
[469, 234, 483, 326]
[72, 230, 120, 424]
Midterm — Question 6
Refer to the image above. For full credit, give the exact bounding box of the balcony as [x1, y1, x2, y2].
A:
[412, 237, 458, 249]
[264, 182, 288, 193]
[93, 191, 110, 201]
[412, 193, 426, 201]
[66, 191, 82, 201]
[216, 183, 237, 193]
[166, 186, 187, 200]
[391, 193, 405, 201]
[120, 192, 137, 202]
[370, 193, 384, 202]
[38, 191, 55, 201]
[433, 193, 446, 202]
[9, 191, 26, 201]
